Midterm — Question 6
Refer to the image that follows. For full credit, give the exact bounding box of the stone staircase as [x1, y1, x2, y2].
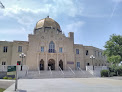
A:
[20, 70, 96, 79]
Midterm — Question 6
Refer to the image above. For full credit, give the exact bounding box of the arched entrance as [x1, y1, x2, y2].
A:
[40, 59, 44, 70]
[59, 60, 63, 70]
[48, 59, 55, 70]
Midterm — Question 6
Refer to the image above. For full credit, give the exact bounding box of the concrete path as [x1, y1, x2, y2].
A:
[4, 78, 122, 92]
[107, 76, 122, 80]
[0, 80, 14, 89]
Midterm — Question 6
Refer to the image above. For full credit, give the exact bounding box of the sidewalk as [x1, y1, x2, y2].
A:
[4, 78, 122, 92]
[0, 79, 14, 89]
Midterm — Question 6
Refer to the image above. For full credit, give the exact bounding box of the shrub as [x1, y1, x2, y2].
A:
[13, 78, 16, 80]
[114, 66, 122, 76]
[3, 76, 15, 80]
[109, 72, 116, 77]
[101, 70, 109, 77]
[109, 65, 115, 72]
[7, 77, 12, 80]
[120, 74, 122, 76]
[3, 76, 8, 79]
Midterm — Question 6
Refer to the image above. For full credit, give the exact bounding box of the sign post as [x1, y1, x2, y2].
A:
[7, 66, 18, 91]
[15, 65, 18, 91]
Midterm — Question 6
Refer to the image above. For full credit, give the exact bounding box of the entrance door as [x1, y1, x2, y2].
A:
[48, 59, 55, 70]
[59, 60, 63, 70]
[40, 59, 44, 70]
[76, 62, 80, 68]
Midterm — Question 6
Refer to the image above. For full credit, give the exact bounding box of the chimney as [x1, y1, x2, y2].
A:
[68, 32, 74, 39]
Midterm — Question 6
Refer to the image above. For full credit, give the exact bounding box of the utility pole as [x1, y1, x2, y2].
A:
[0, 1, 5, 9]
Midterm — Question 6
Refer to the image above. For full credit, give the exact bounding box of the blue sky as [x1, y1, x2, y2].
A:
[0, 0, 122, 49]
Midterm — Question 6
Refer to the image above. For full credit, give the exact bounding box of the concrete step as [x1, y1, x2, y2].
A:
[21, 70, 96, 79]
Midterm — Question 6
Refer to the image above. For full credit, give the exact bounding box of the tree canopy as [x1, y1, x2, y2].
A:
[104, 34, 122, 64]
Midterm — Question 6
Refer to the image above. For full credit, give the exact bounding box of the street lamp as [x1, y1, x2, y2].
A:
[90, 55, 95, 70]
[19, 53, 26, 71]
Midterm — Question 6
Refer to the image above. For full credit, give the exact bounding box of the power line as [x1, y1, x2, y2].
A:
[0, 1, 5, 9]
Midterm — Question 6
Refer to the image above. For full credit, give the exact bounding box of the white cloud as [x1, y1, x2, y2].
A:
[0, 5, 49, 26]
[61, 20, 85, 44]
[51, 0, 83, 17]
[110, 2, 118, 18]
[0, 0, 84, 30]
[63, 21, 85, 34]
[0, 27, 27, 35]
[1, 0, 83, 19]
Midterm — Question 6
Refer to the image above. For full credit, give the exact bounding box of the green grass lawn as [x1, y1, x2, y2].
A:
[0, 88, 5, 92]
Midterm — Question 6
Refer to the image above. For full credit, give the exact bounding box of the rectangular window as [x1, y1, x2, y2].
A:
[18, 46, 22, 52]
[2, 61, 6, 65]
[76, 49, 79, 54]
[86, 50, 89, 55]
[41, 46, 44, 52]
[59, 47, 63, 53]
[3, 46, 8, 53]
[17, 61, 21, 65]
[98, 52, 99, 57]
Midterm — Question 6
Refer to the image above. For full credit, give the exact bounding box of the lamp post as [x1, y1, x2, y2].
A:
[19, 53, 26, 71]
[90, 55, 95, 70]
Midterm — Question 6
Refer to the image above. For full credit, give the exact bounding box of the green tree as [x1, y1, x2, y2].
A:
[108, 55, 121, 65]
[104, 34, 122, 64]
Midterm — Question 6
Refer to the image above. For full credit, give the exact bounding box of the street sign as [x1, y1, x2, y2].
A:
[7, 65, 18, 91]
[7, 66, 16, 75]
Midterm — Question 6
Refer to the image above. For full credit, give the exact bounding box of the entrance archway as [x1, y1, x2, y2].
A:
[40, 59, 44, 70]
[59, 60, 63, 70]
[48, 59, 55, 70]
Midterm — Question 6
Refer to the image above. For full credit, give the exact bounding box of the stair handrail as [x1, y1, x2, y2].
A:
[59, 66, 64, 75]
[49, 66, 52, 75]
[68, 67, 75, 75]
[78, 67, 85, 74]
[26, 65, 29, 75]
[38, 67, 41, 75]
[87, 67, 95, 76]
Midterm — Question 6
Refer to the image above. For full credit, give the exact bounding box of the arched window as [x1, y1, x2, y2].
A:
[49, 41, 55, 53]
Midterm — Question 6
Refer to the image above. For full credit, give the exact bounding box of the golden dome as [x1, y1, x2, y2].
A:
[36, 16, 61, 30]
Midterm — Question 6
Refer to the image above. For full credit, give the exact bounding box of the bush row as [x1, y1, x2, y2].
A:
[101, 65, 122, 77]
[3, 76, 16, 80]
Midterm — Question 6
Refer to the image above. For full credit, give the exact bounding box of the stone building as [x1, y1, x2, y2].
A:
[0, 17, 107, 71]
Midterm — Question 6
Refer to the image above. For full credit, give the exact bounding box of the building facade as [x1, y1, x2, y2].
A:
[0, 17, 107, 70]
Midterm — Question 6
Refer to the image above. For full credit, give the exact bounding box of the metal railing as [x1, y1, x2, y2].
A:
[38, 67, 41, 75]
[49, 66, 52, 75]
[68, 67, 75, 75]
[25, 65, 29, 76]
[59, 66, 64, 75]
[87, 67, 95, 76]
[78, 67, 85, 74]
